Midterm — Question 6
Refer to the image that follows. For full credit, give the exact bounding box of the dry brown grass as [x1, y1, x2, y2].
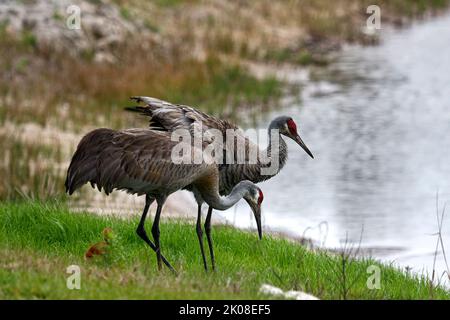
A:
[124, 0, 449, 63]
[0, 34, 281, 130]
[0, 133, 65, 200]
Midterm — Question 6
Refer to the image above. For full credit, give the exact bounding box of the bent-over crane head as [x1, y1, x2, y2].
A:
[242, 183, 264, 240]
[273, 116, 314, 159]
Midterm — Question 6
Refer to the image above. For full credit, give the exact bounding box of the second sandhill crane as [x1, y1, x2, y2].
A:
[126, 96, 314, 271]
[65, 128, 264, 273]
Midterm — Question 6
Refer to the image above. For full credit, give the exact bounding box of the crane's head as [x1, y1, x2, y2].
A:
[272, 116, 314, 159]
[242, 182, 263, 240]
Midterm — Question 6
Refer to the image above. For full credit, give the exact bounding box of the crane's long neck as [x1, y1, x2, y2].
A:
[217, 119, 289, 195]
[260, 121, 288, 177]
[200, 181, 249, 211]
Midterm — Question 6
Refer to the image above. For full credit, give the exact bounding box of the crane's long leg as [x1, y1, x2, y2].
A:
[136, 195, 176, 274]
[151, 197, 166, 271]
[204, 206, 216, 271]
[195, 204, 208, 271]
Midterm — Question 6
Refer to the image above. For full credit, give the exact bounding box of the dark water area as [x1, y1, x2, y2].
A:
[221, 13, 450, 281]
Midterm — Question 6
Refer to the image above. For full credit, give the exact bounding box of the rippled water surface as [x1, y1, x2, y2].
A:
[221, 13, 450, 279]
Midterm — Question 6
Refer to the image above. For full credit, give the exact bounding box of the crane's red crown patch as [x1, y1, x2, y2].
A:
[258, 189, 264, 205]
[287, 119, 297, 135]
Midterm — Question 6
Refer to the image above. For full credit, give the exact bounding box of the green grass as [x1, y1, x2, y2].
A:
[0, 201, 448, 299]
[263, 48, 330, 66]
[153, 0, 198, 7]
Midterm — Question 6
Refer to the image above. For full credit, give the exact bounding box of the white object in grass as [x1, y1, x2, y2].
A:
[259, 284, 319, 300]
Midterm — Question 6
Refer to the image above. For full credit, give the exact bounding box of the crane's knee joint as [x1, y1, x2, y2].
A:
[136, 226, 146, 239]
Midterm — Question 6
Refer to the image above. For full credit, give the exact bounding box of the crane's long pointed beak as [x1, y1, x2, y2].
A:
[294, 135, 314, 159]
[254, 207, 262, 240]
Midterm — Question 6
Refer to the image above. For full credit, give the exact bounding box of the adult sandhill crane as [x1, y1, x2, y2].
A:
[65, 128, 263, 273]
[126, 96, 314, 271]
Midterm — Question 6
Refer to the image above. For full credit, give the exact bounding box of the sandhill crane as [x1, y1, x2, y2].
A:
[65, 128, 264, 273]
[126, 96, 313, 271]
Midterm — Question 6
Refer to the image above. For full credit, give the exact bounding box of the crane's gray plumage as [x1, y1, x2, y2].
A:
[65, 128, 210, 196]
[127, 97, 313, 191]
[65, 127, 263, 273]
[126, 96, 313, 271]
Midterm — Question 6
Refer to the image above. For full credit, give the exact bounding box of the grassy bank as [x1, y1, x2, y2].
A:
[0, 201, 448, 299]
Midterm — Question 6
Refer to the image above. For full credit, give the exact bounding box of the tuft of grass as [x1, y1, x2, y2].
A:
[120, 7, 132, 20]
[264, 48, 330, 66]
[143, 19, 160, 33]
[153, 0, 198, 7]
[14, 57, 30, 73]
[20, 31, 38, 50]
[52, 10, 63, 21]
[0, 201, 448, 299]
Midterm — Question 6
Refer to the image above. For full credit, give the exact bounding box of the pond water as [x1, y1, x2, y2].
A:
[220, 13, 450, 282]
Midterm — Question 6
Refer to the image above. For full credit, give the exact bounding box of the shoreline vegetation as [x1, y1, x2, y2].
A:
[1, 201, 449, 299]
[1, 1, 450, 299]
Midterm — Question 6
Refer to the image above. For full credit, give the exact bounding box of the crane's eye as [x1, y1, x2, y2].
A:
[287, 119, 297, 135]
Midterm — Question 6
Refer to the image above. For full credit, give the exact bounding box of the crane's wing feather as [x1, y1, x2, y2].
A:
[65, 128, 212, 196]
[127, 96, 238, 134]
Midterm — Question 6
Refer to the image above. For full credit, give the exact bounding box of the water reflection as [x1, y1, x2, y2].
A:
[221, 13, 450, 279]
